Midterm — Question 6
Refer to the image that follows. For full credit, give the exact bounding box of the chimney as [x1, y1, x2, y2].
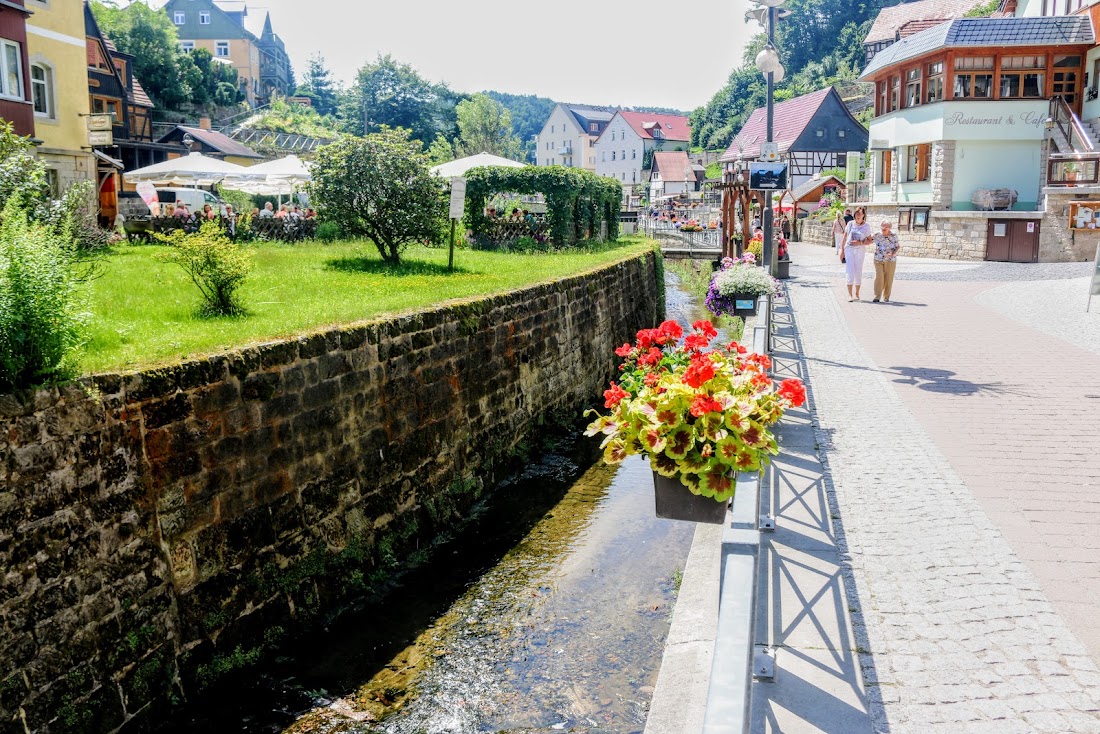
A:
[199, 116, 212, 131]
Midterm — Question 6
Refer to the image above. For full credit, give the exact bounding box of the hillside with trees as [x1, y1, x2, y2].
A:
[690, 0, 904, 151]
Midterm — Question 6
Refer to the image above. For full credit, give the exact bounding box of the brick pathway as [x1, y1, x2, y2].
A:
[784, 242, 1100, 733]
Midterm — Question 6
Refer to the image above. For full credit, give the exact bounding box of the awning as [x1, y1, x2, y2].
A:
[93, 149, 123, 169]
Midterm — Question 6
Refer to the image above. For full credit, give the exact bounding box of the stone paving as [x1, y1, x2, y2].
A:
[783, 242, 1100, 733]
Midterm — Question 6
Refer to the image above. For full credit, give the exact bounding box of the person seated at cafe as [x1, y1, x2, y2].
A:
[202, 204, 216, 221]
[511, 208, 522, 221]
[305, 208, 317, 219]
[259, 202, 275, 219]
[274, 205, 289, 220]
[174, 203, 191, 218]
[289, 206, 302, 221]
[250, 207, 260, 219]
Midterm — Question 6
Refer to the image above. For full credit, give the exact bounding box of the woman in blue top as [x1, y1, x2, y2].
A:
[841, 207, 873, 301]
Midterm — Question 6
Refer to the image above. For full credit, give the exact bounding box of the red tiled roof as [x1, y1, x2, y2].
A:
[864, 0, 980, 43]
[897, 18, 951, 37]
[615, 111, 691, 142]
[131, 78, 153, 108]
[720, 87, 832, 162]
[652, 151, 694, 182]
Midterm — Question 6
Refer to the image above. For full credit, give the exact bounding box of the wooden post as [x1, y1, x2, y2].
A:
[448, 218, 456, 272]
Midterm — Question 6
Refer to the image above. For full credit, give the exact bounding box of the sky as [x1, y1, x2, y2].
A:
[137, 0, 760, 112]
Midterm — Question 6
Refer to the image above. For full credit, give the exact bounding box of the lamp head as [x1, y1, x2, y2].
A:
[754, 0, 786, 7]
[755, 45, 783, 75]
[1044, 116, 1055, 131]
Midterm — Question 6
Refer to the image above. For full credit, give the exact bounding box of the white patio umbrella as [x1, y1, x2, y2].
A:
[429, 152, 525, 178]
[123, 152, 252, 187]
[221, 154, 311, 206]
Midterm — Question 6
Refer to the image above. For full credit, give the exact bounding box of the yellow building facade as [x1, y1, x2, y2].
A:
[25, 0, 94, 193]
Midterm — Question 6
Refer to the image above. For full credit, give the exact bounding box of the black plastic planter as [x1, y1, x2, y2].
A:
[777, 260, 790, 280]
[653, 472, 729, 524]
[731, 295, 759, 318]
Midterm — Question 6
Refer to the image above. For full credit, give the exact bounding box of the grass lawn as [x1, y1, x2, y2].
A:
[83, 237, 655, 373]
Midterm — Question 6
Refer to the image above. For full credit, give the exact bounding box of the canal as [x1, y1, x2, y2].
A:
[157, 273, 708, 734]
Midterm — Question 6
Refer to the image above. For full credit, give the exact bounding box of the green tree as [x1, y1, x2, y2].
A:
[91, 1, 193, 108]
[483, 91, 556, 163]
[156, 221, 253, 316]
[426, 134, 455, 166]
[343, 54, 455, 144]
[309, 128, 446, 264]
[297, 53, 339, 116]
[454, 94, 523, 159]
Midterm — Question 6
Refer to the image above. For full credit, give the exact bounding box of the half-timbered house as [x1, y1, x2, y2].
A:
[718, 87, 869, 193]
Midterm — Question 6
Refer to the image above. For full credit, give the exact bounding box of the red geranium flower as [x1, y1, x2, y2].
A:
[692, 320, 718, 339]
[683, 356, 715, 388]
[638, 347, 663, 366]
[746, 353, 772, 370]
[684, 333, 709, 352]
[778, 378, 807, 407]
[659, 320, 683, 339]
[615, 343, 633, 357]
[604, 383, 628, 408]
[727, 341, 748, 354]
[690, 395, 723, 417]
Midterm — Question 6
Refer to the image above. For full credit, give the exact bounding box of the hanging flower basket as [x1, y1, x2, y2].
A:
[585, 320, 806, 523]
[653, 471, 729, 524]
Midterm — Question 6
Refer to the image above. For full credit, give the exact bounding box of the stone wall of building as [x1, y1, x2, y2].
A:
[0, 251, 661, 733]
[1039, 190, 1100, 262]
[932, 141, 956, 209]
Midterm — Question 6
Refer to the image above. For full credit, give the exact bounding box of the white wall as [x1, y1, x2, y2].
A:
[868, 100, 1048, 148]
[595, 115, 646, 184]
[951, 140, 1042, 209]
[535, 106, 596, 169]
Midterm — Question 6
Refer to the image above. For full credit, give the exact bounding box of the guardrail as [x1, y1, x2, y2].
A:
[702, 296, 773, 734]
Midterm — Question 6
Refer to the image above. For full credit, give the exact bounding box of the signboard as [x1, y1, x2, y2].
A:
[449, 177, 466, 220]
[748, 162, 787, 191]
[88, 130, 113, 147]
[759, 142, 779, 163]
[87, 114, 113, 132]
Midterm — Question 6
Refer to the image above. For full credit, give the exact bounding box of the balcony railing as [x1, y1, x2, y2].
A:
[1050, 95, 1095, 154]
[557, 146, 573, 156]
[1047, 153, 1100, 186]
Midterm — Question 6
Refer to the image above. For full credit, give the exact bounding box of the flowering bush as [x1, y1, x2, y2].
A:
[705, 260, 779, 317]
[585, 320, 806, 502]
[744, 237, 764, 259]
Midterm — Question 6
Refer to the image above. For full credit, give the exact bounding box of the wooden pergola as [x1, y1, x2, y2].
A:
[717, 171, 772, 258]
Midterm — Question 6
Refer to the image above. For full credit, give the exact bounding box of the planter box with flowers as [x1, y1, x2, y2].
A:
[585, 319, 806, 524]
[704, 255, 780, 318]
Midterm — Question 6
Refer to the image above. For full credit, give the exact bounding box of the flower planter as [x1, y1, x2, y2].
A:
[776, 259, 790, 280]
[653, 472, 729, 524]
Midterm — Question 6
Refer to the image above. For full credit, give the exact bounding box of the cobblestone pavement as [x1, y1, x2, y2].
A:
[784, 242, 1100, 733]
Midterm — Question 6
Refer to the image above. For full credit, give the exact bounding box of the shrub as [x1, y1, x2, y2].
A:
[0, 202, 89, 391]
[309, 128, 446, 264]
[511, 235, 548, 253]
[0, 121, 48, 215]
[36, 181, 111, 256]
[156, 221, 253, 316]
[315, 220, 342, 243]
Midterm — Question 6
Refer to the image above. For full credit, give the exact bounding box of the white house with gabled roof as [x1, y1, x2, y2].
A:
[594, 111, 691, 186]
[534, 103, 616, 171]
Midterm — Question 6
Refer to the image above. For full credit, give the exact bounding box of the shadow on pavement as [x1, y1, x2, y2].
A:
[749, 297, 877, 734]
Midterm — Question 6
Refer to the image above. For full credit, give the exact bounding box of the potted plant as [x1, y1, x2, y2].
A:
[1064, 161, 1080, 183]
[705, 255, 780, 317]
[586, 320, 806, 523]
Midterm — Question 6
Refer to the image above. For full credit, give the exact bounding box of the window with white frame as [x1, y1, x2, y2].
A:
[30, 63, 52, 118]
[632, 149, 637, 159]
[0, 40, 23, 101]
[174, 11, 185, 24]
[215, 41, 230, 57]
[180, 40, 195, 53]
[199, 11, 210, 24]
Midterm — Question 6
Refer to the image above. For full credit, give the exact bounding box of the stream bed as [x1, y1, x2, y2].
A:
[156, 273, 704, 734]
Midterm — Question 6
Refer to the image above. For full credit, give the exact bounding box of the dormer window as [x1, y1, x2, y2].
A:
[590, 122, 598, 132]
[200, 11, 210, 24]
[174, 11, 185, 24]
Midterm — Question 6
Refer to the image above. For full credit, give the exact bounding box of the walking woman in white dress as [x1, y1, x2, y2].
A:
[831, 211, 846, 250]
[841, 207, 872, 301]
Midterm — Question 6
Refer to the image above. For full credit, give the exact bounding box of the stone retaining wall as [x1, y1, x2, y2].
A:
[0, 251, 661, 733]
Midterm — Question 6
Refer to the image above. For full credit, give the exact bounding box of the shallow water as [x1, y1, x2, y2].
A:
[157, 272, 702, 734]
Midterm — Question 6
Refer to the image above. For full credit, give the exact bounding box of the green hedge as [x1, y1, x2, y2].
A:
[464, 166, 621, 248]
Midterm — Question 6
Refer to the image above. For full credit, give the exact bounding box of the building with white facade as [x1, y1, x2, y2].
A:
[534, 104, 616, 170]
[594, 111, 691, 186]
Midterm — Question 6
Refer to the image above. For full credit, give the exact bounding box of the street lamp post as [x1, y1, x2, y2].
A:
[753, 0, 785, 277]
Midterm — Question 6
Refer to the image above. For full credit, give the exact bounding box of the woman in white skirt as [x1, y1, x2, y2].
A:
[831, 211, 846, 249]
[841, 207, 872, 301]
